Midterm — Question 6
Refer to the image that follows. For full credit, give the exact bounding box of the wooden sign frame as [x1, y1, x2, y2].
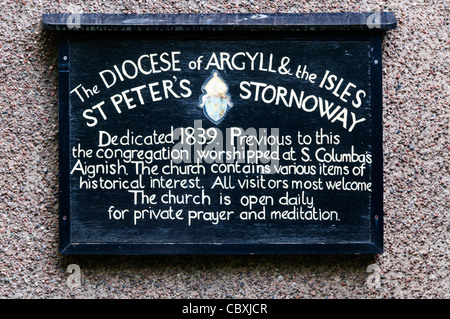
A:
[43, 13, 396, 255]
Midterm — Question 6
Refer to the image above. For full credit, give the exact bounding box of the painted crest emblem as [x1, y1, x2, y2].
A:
[199, 70, 233, 124]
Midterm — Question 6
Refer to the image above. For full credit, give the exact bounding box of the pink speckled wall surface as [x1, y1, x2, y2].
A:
[0, 0, 447, 299]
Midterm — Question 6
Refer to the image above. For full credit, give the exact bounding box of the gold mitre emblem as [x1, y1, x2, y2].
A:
[203, 71, 228, 98]
[199, 70, 233, 124]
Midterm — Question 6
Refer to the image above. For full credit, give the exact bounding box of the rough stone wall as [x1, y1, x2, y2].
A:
[0, 0, 448, 298]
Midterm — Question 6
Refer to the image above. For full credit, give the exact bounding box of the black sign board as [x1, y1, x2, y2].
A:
[43, 13, 396, 255]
